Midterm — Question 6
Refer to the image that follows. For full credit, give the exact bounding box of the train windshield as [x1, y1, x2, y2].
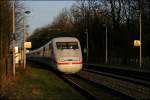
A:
[56, 42, 78, 50]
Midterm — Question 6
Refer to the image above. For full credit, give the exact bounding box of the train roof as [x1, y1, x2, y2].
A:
[28, 37, 80, 54]
[52, 37, 79, 42]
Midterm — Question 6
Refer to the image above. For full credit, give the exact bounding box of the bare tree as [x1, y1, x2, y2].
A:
[28, 0, 150, 64]
[0, 0, 26, 81]
[0, 1, 13, 79]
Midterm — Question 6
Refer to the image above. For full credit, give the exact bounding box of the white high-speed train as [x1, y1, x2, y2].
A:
[27, 37, 82, 74]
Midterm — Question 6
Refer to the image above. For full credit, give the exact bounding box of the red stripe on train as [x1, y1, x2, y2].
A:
[57, 62, 82, 65]
[50, 58, 82, 65]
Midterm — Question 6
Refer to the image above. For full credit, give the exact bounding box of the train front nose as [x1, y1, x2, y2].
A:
[58, 64, 82, 74]
[57, 57, 82, 74]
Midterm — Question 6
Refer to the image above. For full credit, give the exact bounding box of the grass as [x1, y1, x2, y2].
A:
[1, 62, 87, 100]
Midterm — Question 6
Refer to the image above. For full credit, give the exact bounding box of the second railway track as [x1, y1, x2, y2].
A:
[78, 68, 150, 99]
[83, 68, 150, 87]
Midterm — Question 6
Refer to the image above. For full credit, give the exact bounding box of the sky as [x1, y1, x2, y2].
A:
[24, 1, 75, 35]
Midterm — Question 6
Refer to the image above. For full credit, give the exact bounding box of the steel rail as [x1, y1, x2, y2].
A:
[83, 64, 150, 81]
[61, 75, 100, 100]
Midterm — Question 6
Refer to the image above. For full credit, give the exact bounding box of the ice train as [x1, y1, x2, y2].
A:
[27, 37, 82, 74]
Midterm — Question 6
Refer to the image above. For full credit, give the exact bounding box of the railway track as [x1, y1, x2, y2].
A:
[79, 66, 150, 99]
[84, 64, 150, 82]
[61, 74, 133, 100]
[83, 68, 150, 87]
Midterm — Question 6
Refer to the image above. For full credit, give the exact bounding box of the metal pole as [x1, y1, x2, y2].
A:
[106, 25, 108, 64]
[140, 11, 142, 69]
[23, 14, 26, 69]
[86, 29, 88, 62]
[22, 11, 31, 69]
[12, 1, 15, 78]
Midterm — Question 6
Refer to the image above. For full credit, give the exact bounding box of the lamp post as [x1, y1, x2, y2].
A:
[85, 28, 88, 62]
[139, 10, 142, 69]
[137, 0, 142, 70]
[22, 10, 31, 69]
[105, 25, 108, 64]
[103, 24, 108, 64]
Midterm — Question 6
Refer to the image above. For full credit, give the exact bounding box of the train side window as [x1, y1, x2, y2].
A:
[46, 47, 48, 56]
[43, 47, 45, 56]
[49, 44, 51, 50]
[48, 44, 52, 56]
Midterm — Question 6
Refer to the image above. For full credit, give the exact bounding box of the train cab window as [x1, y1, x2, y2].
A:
[56, 42, 78, 50]
[68, 42, 78, 49]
